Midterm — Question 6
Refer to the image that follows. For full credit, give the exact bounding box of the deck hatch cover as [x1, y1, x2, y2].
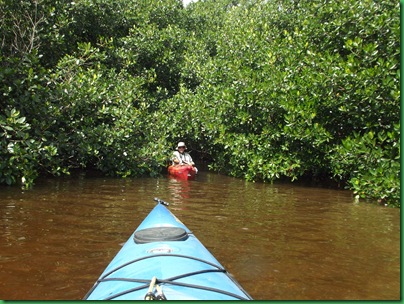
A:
[134, 227, 188, 244]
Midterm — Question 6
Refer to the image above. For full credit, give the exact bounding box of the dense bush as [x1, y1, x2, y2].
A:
[158, 0, 400, 206]
[0, 0, 399, 206]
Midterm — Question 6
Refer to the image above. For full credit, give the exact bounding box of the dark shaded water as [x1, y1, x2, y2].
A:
[0, 172, 400, 300]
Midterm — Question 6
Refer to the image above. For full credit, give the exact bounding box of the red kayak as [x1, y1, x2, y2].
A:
[168, 165, 197, 179]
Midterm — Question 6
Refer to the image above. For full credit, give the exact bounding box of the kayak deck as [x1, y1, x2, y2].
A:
[168, 165, 196, 179]
[84, 198, 252, 300]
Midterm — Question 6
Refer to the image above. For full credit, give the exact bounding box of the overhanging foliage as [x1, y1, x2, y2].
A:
[0, 0, 399, 206]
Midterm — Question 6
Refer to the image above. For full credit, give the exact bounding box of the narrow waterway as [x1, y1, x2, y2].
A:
[0, 172, 400, 300]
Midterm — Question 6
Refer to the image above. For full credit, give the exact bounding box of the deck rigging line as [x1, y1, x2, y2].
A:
[84, 253, 251, 300]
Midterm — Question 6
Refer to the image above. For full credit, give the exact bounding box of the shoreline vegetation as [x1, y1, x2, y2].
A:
[0, 0, 399, 207]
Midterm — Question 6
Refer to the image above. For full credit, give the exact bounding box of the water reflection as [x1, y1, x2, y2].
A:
[0, 173, 400, 300]
[167, 176, 192, 203]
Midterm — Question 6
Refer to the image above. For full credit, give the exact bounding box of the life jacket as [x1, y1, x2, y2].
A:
[172, 151, 193, 165]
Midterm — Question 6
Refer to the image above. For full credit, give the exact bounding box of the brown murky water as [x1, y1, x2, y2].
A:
[0, 171, 400, 300]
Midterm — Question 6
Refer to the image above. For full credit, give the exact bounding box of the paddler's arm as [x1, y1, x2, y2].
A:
[172, 151, 181, 165]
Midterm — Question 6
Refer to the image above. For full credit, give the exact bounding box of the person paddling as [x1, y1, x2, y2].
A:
[172, 142, 198, 173]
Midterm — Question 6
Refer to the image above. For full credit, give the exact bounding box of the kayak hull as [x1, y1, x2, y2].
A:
[168, 165, 196, 179]
[84, 200, 252, 300]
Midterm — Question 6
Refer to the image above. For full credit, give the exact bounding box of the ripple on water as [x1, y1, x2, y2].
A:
[0, 173, 400, 300]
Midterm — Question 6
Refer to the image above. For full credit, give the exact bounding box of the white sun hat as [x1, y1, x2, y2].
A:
[177, 142, 186, 149]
